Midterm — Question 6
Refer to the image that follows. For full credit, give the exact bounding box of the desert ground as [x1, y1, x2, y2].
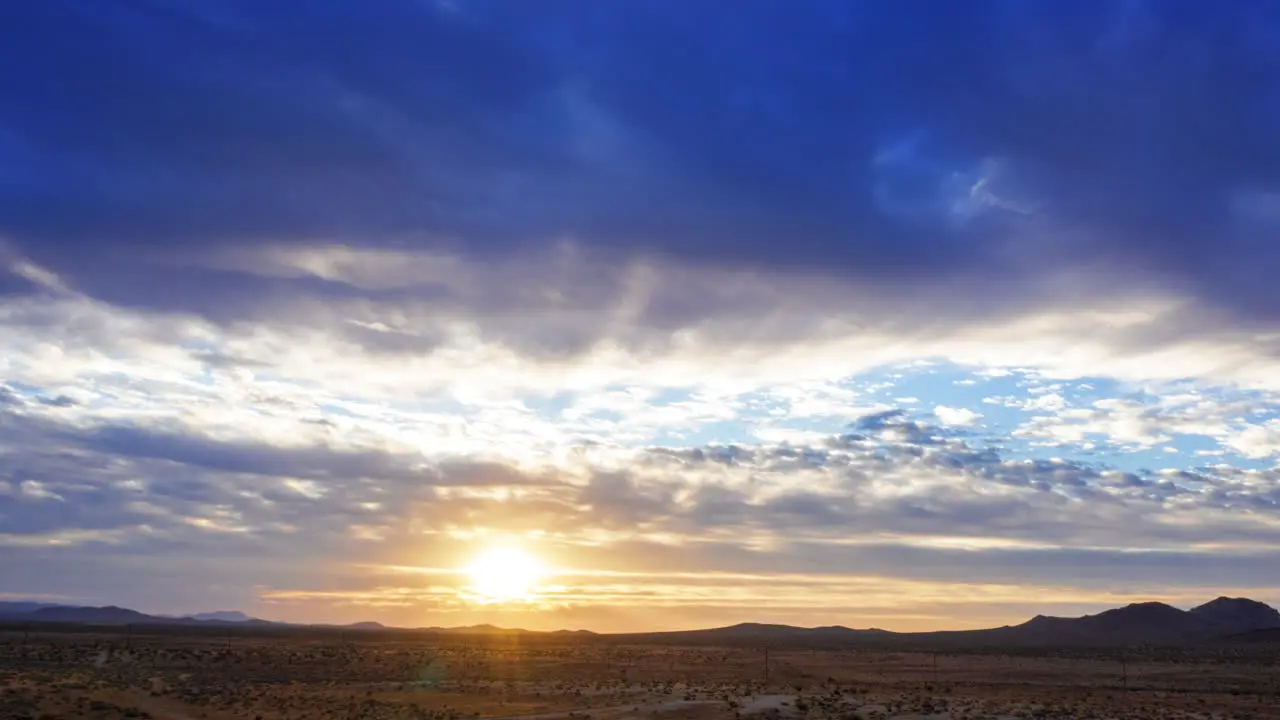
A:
[3, 626, 1280, 720]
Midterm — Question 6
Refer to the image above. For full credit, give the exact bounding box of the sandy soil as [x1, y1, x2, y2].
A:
[3, 630, 1279, 720]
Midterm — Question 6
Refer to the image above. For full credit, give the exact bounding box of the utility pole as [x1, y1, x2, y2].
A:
[763, 647, 770, 687]
[932, 652, 938, 684]
[1120, 650, 1127, 690]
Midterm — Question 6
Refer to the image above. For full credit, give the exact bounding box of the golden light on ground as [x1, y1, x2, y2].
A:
[464, 546, 546, 603]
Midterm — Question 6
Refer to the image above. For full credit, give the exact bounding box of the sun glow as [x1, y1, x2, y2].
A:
[464, 547, 546, 602]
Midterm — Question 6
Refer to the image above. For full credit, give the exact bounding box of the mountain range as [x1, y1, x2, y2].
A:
[911, 597, 1280, 646]
[2, 596, 1277, 647]
[0, 603, 535, 634]
[0, 604, 275, 627]
[187, 611, 257, 623]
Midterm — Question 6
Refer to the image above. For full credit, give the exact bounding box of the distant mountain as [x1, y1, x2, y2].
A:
[188, 611, 256, 623]
[1013, 601, 1210, 645]
[920, 599, 1280, 647]
[1, 596, 1276, 646]
[611, 622, 895, 645]
[1189, 597, 1280, 635]
[0, 604, 275, 627]
[428, 624, 529, 634]
[27, 605, 159, 625]
[612, 599, 1280, 648]
[0, 601, 63, 617]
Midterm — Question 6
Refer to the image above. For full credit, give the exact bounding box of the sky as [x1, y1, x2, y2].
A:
[2, 0, 1280, 633]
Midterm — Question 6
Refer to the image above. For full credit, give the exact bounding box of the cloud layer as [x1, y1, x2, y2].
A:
[2, 0, 1279, 630]
[4, 2, 1280, 322]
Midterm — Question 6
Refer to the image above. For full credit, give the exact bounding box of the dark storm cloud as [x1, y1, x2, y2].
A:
[3, 0, 1280, 324]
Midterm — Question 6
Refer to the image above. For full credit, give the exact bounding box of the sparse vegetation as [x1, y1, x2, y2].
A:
[3, 627, 1280, 720]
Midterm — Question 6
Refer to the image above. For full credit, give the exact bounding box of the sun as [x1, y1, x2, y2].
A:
[464, 547, 545, 602]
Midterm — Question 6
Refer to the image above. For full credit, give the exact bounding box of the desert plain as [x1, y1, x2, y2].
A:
[4, 625, 1280, 720]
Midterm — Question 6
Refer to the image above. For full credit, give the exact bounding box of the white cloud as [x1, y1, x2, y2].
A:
[1015, 387, 1278, 455]
[934, 405, 983, 426]
[1226, 419, 1280, 459]
[1028, 392, 1066, 411]
[3, 251, 1280, 628]
[6, 367, 1280, 627]
[75, 244, 1280, 395]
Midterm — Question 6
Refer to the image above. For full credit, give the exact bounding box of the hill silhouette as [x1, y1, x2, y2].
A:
[1189, 596, 1280, 635]
[999, 601, 1213, 645]
[908, 599, 1280, 647]
[2, 596, 1277, 646]
[187, 611, 259, 623]
[610, 622, 893, 645]
[26, 605, 158, 625]
[0, 601, 59, 615]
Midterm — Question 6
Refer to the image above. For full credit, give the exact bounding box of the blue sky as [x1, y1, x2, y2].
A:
[2, 0, 1280, 631]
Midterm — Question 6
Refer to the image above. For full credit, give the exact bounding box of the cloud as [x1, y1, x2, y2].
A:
[1013, 385, 1279, 458]
[3, 0, 1280, 630]
[1228, 419, 1280, 459]
[1, 1, 1279, 375]
[1028, 393, 1066, 411]
[935, 405, 983, 426]
[5, 389, 1280, 627]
